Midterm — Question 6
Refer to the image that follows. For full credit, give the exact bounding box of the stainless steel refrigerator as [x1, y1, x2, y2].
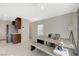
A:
[6, 24, 17, 43]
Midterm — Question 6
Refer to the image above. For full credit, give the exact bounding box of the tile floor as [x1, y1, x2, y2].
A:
[0, 40, 49, 56]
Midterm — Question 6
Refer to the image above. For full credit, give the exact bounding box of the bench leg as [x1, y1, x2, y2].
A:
[31, 45, 36, 51]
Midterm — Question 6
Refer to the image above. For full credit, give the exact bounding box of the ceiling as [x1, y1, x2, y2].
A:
[0, 3, 78, 22]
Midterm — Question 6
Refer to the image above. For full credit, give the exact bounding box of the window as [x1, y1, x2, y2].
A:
[37, 24, 44, 36]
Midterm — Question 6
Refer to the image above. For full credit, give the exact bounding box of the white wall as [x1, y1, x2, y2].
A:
[31, 13, 73, 39]
[21, 18, 29, 43]
[72, 12, 78, 46]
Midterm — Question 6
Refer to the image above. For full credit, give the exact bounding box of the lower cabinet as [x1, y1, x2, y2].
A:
[11, 33, 21, 44]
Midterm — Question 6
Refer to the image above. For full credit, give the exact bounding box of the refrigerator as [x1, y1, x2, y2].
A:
[6, 24, 18, 43]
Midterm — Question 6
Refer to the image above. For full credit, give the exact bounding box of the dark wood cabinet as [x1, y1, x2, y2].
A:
[6, 17, 22, 44]
[15, 17, 21, 29]
[12, 33, 21, 44]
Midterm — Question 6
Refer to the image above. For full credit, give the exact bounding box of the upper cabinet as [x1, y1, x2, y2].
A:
[15, 17, 21, 29]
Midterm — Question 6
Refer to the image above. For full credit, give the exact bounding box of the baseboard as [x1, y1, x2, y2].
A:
[0, 39, 6, 41]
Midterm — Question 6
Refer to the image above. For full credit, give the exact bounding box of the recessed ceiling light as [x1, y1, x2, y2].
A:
[41, 6, 44, 9]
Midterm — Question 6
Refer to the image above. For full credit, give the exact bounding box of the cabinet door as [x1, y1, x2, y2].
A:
[15, 17, 21, 29]
[13, 34, 21, 44]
